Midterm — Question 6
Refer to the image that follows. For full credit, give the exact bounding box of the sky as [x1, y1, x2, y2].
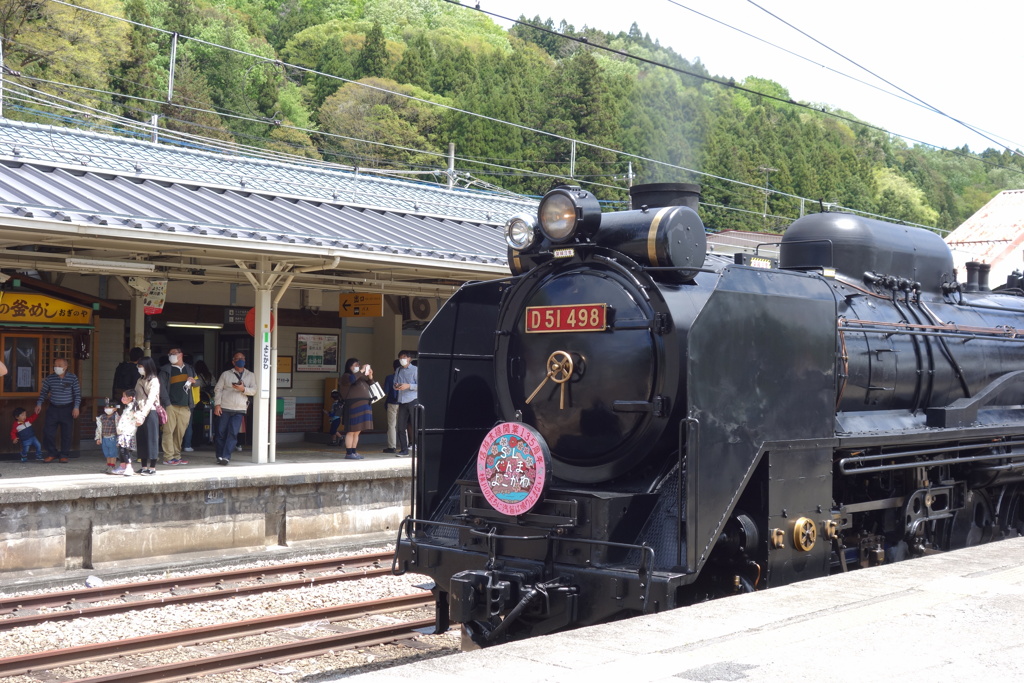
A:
[486, 0, 1021, 154]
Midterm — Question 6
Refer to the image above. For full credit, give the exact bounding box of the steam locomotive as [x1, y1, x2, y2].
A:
[392, 183, 1024, 647]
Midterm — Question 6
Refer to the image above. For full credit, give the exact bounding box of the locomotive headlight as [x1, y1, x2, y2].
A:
[505, 213, 539, 251]
[538, 186, 601, 243]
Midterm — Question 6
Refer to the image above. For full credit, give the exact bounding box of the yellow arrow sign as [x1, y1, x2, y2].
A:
[339, 293, 383, 318]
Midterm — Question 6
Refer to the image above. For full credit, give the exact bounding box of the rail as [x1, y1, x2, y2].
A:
[0, 593, 432, 678]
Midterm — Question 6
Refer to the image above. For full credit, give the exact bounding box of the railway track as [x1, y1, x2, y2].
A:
[0, 551, 393, 629]
[71, 617, 437, 683]
[0, 551, 391, 616]
[0, 593, 434, 680]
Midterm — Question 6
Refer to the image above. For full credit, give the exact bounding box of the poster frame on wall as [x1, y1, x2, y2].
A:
[295, 333, 339, 373]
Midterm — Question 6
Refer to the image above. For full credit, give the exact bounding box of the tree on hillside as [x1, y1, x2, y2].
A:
[318, 77, 445, 168]
[114, 0, 162, 121]
[540, 50, 621, 199]
[355, 22, 389, 79]
[160, 52, 234, 141]
[163, 0, 200, 35]
[0, 0, 128, 104]
[510, 15, 573, 58]
[392, 33, 435, 90]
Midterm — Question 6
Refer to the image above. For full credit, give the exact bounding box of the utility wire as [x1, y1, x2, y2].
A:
[7, 76, 629, 194]
[745, 0, 1018, 155]
[666, 0, 1024, 152]
[32, 0, 1014, 225]
[477, 1, 1024, 178]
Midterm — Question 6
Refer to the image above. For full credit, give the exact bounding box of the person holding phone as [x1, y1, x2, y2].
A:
[393, 350, 418, 457]
[212, 352, 255, 466]
[338, 358, 373, 460]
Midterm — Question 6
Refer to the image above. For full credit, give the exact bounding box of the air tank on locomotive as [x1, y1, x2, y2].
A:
[497, 183, 710, 483]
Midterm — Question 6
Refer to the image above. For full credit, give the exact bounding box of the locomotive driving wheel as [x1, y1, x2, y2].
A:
[947, 490, 995, 548]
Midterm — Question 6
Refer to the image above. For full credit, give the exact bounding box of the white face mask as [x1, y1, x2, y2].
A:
[104, 407, 116, 414]
[54, 366, 65, 375]
[351, 366, 360, 373]
[399, 358, 410, 367]
[138, 366, 145, 376]
[169, 354, 180, 364]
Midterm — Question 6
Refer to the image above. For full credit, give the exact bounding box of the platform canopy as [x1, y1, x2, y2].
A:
[0, 119, 537, 295]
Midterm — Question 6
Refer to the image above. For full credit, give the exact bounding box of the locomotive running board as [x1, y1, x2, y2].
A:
[925, 369, 1024, 428]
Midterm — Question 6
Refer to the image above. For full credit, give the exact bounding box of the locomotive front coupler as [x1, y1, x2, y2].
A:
[451, 569, 575, 645]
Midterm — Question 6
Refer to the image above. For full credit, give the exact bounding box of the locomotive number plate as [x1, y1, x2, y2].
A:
[526, 304, 607, 333]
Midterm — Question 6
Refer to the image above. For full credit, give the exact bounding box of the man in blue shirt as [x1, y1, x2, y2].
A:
[393, 350, 418, 456]
[35, 357, 81, 463]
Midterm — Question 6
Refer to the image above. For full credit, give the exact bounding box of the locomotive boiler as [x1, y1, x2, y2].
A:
[392, 183, 1024, 647]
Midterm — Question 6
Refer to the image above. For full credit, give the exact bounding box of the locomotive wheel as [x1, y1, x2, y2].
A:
[1001, 486, 1024, 538]
[947, 490, 995, 549]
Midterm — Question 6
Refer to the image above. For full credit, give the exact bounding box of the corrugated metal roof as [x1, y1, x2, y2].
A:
[945, 189, 1024, 286]
[0, 119, 536, 224]
[0, 163, 504, 264]
[0, 120, 538, 276]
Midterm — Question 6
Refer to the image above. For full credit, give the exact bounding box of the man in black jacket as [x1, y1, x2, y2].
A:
[158, 347, 197, 465]
[112, 347, 143, 400]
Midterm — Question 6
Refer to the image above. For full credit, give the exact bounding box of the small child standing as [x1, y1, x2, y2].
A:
[111, 389, 142, 477]
[10, 407, 41, 462]
[94, 399, 119, 474]
[325, 389, 343, 445]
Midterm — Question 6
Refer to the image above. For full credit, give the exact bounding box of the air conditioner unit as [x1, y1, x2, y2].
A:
[409, 296, 436, 321]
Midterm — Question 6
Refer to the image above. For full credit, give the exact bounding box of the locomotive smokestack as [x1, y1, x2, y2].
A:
[978, 263, 991, 292]
[630, 183, 701, 212]
[965, 261, 981, 292]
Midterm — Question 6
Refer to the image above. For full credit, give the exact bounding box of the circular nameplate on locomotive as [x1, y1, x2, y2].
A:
[477, 422, 550, 516]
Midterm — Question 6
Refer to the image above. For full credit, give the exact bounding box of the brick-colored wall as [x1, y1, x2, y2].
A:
[278, 400, 323, 434]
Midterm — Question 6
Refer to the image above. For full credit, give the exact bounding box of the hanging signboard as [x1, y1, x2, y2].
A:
[339, 293, 383, 318]
[0, 293, 93, 325]
[143, 279, 168, 315]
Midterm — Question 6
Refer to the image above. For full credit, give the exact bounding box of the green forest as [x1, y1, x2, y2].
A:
[2, 0, 1022, 233]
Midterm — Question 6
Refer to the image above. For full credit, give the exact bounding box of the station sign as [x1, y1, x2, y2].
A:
[339, 293, 383, 318]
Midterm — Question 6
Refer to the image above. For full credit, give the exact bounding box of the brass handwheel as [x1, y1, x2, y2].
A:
[525, 350, 574, 409]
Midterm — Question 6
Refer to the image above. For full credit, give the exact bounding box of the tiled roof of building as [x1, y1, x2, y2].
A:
[945, 189, 1024, 287]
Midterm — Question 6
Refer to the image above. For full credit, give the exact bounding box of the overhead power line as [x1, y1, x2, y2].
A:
[465, 1, 1024, 176]
[744, 0, 1019, 156]
[25, 0, 1016, 227]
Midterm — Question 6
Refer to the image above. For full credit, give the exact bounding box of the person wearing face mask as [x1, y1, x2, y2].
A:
[158, 347, 198, 466]
[94, 399, 120, 474]
[35, 357, 82, 463]
[134, 356, 162, 475]
[337, 358, 374, 460]
[212, 352, 256, 466]
[393, 350, 418, 457]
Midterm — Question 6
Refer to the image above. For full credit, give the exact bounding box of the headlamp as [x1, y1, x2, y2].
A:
[538, 186, 601, 243]
[504, 213, 539, 251]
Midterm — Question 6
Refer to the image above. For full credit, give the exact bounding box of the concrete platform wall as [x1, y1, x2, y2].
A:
[0, 464, 410, 577]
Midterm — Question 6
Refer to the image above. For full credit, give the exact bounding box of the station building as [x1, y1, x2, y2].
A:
[0, 119, 534, 463]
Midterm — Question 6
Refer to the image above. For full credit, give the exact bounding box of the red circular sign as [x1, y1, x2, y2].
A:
[477, 422, 550, 516]
[244, 308, 275, 336]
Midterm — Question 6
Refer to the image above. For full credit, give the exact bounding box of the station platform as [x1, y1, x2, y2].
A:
[0, 433, 412, 583]
[345, 537, 1024, 683]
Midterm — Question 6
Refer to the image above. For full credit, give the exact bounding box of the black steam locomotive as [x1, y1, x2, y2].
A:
[392, 183, 1024, 647]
